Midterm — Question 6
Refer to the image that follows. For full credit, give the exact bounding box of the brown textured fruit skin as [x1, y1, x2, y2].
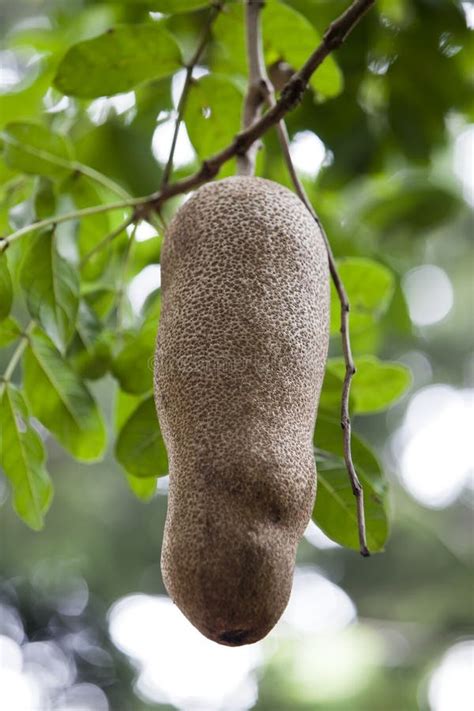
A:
[154, 176, 329, 646]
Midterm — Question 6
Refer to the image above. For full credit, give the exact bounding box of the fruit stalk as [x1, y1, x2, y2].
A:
[236, 0, 267, 176]
[161, 1, 224, 187]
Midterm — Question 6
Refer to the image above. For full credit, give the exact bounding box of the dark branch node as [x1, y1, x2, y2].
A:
[280, 77, 306, 110]
[324, 23, 349, 48]
[201, 160, 218, 179]
[234, 133, 252, 156]
[132, 205, 147, 222]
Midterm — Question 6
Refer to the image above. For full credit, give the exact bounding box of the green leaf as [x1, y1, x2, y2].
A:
[330, 258, 395, 335]
[0, 176, 35, 235]
[69, 302, 112, 380]
[313, 414, 389, 552]
[112, 320, 157, 394]
[54, 24, 182, 98]
[185, 75, 243, 159]
[8, 197, 35, 232]
[0, 253, 13, 321]
[20, 230, 79, 352]
[327, 356, 412, 414]
[115, 389, 144, 431]
[24, 329, 107, 462]
[213, 3, 247, 75]
[141, 288, 161, 320]
[62, 174, 114, 280]
[0, 384, 53, 530]
[363, 180, 462, 236]
[34, 177, 56, 219]
[0, 316, 22, 347]
[126, 473, 157, 502]
[0, 56, 55, 130]
[129, 235, 162, 278]
[314, 414, 383, 481]
[83, 286, 116, 320]
[314, 463, 389, 553]
[2, 122, 74, 178]
[318, 368, 347, 414]
[263, 2, 343, 99]
[115, 395, 168, 478]
[148, 0, 211, 12]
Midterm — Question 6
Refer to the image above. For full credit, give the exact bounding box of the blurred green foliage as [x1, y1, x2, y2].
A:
[0, 0, 473, 709]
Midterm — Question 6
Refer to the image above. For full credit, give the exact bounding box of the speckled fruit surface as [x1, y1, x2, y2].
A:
[154, 176, 329, 645]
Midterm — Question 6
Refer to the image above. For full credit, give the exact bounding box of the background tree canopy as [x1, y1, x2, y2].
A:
[0, 1, 473, 710]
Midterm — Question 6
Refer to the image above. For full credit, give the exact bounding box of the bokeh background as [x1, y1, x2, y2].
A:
[1, 1, 473, 709]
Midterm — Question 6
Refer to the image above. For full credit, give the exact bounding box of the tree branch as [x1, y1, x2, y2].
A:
[146, 0, 375, 210]
[0, 0, 375, 554]
[161, 2, 223, 187]
[79, 214, 135, 267]
[236, 0, 267, 176]
[75, 163, 131, 200]
[1, 0, 375, 255]
[0, 199, 139, 251]
[245, 0, 371, 555]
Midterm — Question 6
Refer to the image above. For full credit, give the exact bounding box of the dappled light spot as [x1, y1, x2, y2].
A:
[0, 48, 44, 94]
[23, 641, 74, 691]
[172, 66, 209, 108]
[304, 520, 342, 550]
[461, 3, 474, 28]
[43, 88, 70, 114]
[280, 567, 356, 635]
[55, 683, 109, 711]
[428, 640, 474, 711]
[393, 385, 474, 508]
[129, 221, 158, 242]
[87, 92, 136, 125]
[263, 625, 385, 704]
[289, 130, 327, 178]
[454, 125, 474, 205]
[0, 604, 25, 645]
[397, 350, 433, 389]
[128, 265, 161, 314]
[108, 594, 262, 710]
[402, 265, 454, 327]
[152, 119, 195, 167]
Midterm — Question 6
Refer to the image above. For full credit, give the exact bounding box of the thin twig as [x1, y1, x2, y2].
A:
[75, 163, 131, 200]
[80, 214, 135, 267]
[1, 200, 139, 251]
[1, 130, 132, 200]
[161, 2, 223, 187]
[0, 321, 36, 395]
[245, 0, 370, 555]
[236, 0, 267, 176]
[116, 222, 138, 333]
